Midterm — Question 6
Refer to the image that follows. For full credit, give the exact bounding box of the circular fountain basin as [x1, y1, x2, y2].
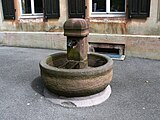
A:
[39, 52, 113, 97]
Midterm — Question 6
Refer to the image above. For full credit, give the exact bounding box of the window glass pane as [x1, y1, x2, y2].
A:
[110, 0, 125, 12]
[92, 0, 106, 12]
[34, 0, 43, 13]
[21, 0, 31, 14]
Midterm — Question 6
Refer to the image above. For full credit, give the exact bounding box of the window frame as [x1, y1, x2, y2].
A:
[90, 0, 126, 17]
[19, 0, 43, 18]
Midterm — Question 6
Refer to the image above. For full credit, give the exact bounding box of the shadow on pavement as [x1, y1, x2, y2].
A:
[31, 76, 45, 96]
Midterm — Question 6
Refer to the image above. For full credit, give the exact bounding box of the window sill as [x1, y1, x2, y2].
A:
[19, 15, 44, 23]
[19, 15, 43, 19]
[90, 13, 126, 18]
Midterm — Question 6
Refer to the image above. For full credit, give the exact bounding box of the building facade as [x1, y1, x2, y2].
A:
[0, 0, 159, 35]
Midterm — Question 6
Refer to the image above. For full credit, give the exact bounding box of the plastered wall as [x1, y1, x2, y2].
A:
[0, 0, 160, 35]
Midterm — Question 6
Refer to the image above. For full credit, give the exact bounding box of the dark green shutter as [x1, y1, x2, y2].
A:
[2, 0, 15, 20]
[68, 0, 85, 18]
[128, 0, 151, 18]
[44, 0, 60, 19]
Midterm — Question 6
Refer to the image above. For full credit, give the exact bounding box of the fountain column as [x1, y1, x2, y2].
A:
[64, 18, 89, 69]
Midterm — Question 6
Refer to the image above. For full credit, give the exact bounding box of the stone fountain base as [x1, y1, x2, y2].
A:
[43, 85, 111, 108]
[39, 52, 113, 97]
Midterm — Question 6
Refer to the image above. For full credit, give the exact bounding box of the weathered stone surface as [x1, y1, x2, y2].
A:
[39, 52, 113, 97]
[1, 32, 160, 60]
[126, 36, 160, 59]
[64, 18, 89, 37]
[64, 19, 89, 69]
[0, 32, 66, 50]
[66, 37, 88, 68]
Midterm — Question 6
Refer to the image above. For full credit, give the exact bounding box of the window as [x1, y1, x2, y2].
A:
[19, 0, 60, 18]
[91, 0, 126, 17]
[20, 0, 43, 16]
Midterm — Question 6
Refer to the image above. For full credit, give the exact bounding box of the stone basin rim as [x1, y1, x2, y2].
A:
[39, 52, 113, 77]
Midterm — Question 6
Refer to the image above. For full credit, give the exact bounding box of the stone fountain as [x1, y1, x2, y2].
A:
[39, 18, 113, 107]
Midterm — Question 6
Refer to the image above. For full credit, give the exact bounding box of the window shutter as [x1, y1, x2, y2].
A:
[1, 0, 15, 20]
[128, 0, 151, 18]
[68, 0, 85, 18]
[44, 0, 60, 19]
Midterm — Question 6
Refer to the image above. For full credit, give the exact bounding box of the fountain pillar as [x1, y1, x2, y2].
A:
[64, 18, 89, 69]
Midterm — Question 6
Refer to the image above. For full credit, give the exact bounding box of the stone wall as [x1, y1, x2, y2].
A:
[0, 32, 160, 60]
